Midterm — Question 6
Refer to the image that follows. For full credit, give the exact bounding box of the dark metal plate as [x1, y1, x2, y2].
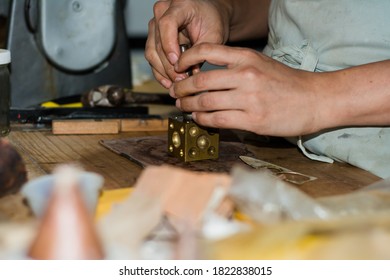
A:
[100, 135, 254, 173]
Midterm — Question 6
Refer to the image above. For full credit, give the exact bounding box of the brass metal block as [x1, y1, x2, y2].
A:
[168, 115, 219, 162]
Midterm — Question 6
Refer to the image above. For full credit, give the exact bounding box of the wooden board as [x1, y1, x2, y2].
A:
[52, 119, 120, 135]
[52, 118, 169, 135]
[121, 118, 168, 132]
[100, 135, 254, 173]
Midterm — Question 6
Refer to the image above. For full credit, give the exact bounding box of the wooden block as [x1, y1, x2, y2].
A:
[52, 120, 120, 135]
[120, 118, 168, 132]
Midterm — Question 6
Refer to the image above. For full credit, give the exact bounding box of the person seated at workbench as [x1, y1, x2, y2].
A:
[145, 0, 390, 179]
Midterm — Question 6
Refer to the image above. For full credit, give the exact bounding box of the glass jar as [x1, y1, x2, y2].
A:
[0, 49, 11, 137]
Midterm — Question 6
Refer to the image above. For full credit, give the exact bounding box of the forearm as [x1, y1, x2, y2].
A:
[316, 61, 390, 131]
[212, 0, 270, 42]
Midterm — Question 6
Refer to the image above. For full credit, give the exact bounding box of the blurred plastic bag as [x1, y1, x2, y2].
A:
[228, 166, 330, 224]
[229, 166, 390, 224]
[318, 178, 390, 215]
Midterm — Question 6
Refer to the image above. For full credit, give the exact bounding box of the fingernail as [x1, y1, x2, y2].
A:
[175, 76, 185, 82]
[175, 99, 181, 109]
[160, 79, 172, 89]
[191, 112, 197, 121]
[168, 52, 178, 65]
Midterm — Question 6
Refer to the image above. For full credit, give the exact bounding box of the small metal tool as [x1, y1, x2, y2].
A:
[167, 44, 220, 162]
[81, 85, 174, 108]
[239, 156, 317, 185]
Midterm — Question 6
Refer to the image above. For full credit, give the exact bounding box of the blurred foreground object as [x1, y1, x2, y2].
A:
[0, 194, 32, 222]
[0, 222, 37, 259]
[98, 165, 235, 259]
[205, 167, 390, 259]
[207, 212, 390, 260]
[97, 191, 163, 259]
[0, 139, 27, 197]
[21, 169, 103, 218]
[229, 166, 390, 224]
[132, 165, 233, 228]
[28, 165, 104, 259]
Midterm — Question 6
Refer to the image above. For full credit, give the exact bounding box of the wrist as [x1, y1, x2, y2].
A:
[309, 71, 354, 133]
[225, 0, 270, 41]
[298, 72, 339, 135]
[208, 0, 233, 44]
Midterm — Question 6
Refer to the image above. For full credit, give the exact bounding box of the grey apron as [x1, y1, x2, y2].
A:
[263, 0, 390, 178]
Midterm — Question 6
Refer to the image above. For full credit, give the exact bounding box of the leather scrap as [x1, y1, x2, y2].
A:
[100, 135, 254, 173]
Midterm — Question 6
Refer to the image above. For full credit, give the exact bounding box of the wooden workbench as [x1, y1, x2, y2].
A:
[7, 126, 380, 198]
[5, 80, 381, 197]
[7, 128, 160, 189]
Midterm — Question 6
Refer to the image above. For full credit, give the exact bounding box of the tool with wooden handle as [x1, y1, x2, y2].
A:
[81, 85, 174, 107]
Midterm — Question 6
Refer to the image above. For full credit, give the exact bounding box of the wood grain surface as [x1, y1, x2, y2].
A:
[7, 128, 165, 189]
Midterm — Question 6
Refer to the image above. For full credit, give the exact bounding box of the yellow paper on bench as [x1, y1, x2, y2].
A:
[95, 188, 133, 219]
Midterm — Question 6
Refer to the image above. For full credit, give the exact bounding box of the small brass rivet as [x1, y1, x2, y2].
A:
[197, 135, 210, 150]
[189, 148, 198, 158]
[180, 127, 185, 134]
[172, 132, 181, 148]
[189, 126, 199, 137]
[208, 146, 216, 156]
